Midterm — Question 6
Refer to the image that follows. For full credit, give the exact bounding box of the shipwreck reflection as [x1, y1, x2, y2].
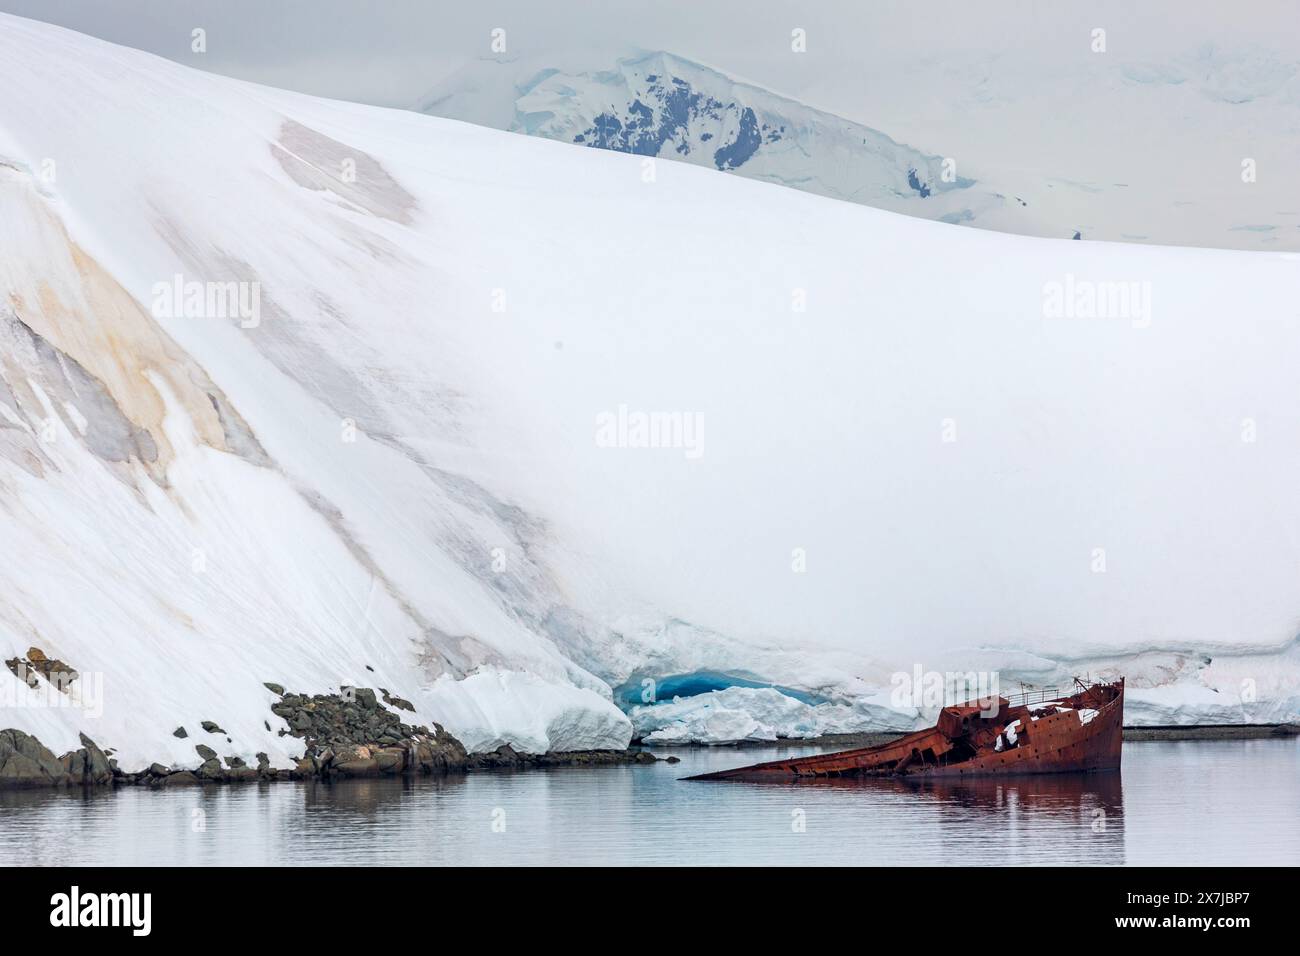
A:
[728, 769, 1127, 865]
[891, 771, 1126, 864]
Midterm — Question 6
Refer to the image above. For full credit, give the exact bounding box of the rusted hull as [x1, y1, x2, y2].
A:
[686, 679, 1124, 782]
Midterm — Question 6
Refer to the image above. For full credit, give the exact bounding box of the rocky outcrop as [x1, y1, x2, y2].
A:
[269, 685, 469, 780]
[379, 688, 415, 712]
[463, 743, 657, 769]
[1, 683, 660, 789]
[0, 729, 70, 787]
[0, 729, 113, 787]
[61, 732, 114, 784]
[4, 646, 78, 692]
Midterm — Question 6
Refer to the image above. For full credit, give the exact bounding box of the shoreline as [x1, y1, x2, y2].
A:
[1, 683, 682, 791]
[1121, 723, 1300, 741]
[636, 722, 1300, 750]
[5, 698, 1297, 790]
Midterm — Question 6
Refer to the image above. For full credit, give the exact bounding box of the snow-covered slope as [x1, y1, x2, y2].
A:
[1, 16, 1298, 764]
[418, 51, 1052, 238]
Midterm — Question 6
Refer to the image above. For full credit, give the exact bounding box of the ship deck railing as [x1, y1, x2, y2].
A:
[1006, 687, 1066, 707]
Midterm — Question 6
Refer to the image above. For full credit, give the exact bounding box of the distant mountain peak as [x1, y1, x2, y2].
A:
[418, 50, 1049, 235]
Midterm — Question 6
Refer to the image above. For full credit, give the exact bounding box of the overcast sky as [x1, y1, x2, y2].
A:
[2, 0, 1295, 111]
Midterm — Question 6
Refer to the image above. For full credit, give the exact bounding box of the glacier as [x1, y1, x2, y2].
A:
[0, 14, 1298, 767]
[630, 687, 907, 745]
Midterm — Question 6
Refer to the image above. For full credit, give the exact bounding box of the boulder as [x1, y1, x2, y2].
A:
[353, 688, 378, 711]
[77, 734, 113, 783]
[60, 750, 87, 777]
[5, 648, 78, 692]
[0, 729, 71, 787]
[4, 658, 36, 687]
[0, 752, 58, 787]
[334, 757, 379, 777]
[374, 748, 405, 774]
[156, 771, 199, 787]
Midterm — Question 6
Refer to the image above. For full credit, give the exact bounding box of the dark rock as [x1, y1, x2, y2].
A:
[77, 734, 113, 783]
[0, 729, 72, 787]
[225, 756, 246, 769]
[1, 752, 57, 786]
[354, 687, 378, 710]
[6, 647, 79, 693]
[263, 682, 285, 696]
[334, 757, 379, 777]
[148, 763, 171, 777]
[158, 770, 200, 787]
[200, 720, 225, 734]
[194, 744, 217, 761]
[173, 726, 188, 739]
[60, 750, 87, 778]
[330, 743, 367, 764]
[381, 689, 416, 712]
[197, 758, 224, 780]
[4, 658, 36, 687]
[374, 748, 405, 774]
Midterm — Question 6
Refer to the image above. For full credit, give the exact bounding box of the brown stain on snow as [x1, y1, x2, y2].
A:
[2, 174, 228, 474]
[271, 119, 417, 225]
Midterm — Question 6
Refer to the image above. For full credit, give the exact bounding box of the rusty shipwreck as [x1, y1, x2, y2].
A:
[687, 677, 1124, 781]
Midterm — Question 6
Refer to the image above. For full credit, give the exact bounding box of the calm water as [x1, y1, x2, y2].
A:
[2, 739, 1297, 866]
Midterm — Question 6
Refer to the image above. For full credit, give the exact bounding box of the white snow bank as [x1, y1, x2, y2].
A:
[427, 670, 632, 754]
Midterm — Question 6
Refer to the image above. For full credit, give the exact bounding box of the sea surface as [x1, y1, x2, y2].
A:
[2, 739, 1296, 866]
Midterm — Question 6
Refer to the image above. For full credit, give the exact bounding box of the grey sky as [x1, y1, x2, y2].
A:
[2, 1, 1294, 111]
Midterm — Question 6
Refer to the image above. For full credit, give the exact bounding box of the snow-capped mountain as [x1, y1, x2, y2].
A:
[418, 51, 1052, 238]
[1, 15, 1298, 769]
[418, 49, 1300, 252]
